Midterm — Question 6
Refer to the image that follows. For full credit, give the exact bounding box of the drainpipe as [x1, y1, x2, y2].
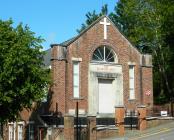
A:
[140, 66, 143, 105]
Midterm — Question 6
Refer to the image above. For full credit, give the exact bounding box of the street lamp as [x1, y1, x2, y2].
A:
[72, 97, 84, 140]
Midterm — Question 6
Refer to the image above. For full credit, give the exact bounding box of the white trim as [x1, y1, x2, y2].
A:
[8, 124, 14, 140]
[104, 46, 106, 61]
[129, 65, 135, 99]
[128, 62, 136, 65]
[8, 122, 16, 140]
[100, 17, 110, 39]
[72, 57, 82, 62]
[13, 122, 16, 140]
[92, 46, 118, 63]
[17, 124, 23, 140]
[73, 62, 80, 98]
[28, 123, 34, 140]
[17, 121, 25, 125]
[26, 121, 34, 124]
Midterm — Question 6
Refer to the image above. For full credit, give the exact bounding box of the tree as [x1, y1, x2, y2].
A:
[0, 19, 50, 123]
[77, 4, 108, 33]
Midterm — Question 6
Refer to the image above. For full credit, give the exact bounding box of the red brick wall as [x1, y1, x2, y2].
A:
[142, 67, 153, 114]
[49, 45, 66, 114]
[50, 17, 153, 114]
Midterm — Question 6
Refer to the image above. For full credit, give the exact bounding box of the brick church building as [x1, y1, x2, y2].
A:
[2, 16, 153, 140]
[48, 15, 153, 116]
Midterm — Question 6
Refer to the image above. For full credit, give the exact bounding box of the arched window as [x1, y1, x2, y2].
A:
[92, 46, 117, 63]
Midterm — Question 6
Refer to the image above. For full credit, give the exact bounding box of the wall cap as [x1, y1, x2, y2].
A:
[137, 105, 146, 108]
[71, 97, 85, 101]
[72, 57, 82, 62]
[128, 62, 136, 65]
[115, 105, 125, 108]
[141, 65, 153, 68]
[87, 115, 97, 117]
[64, 114, 74, 117]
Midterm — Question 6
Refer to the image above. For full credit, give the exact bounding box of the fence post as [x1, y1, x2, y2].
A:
[115, 106, 125, 136]
[137, 105, 147, 131]
[87, 115, 97, 140]
[64, 115, 74, 140]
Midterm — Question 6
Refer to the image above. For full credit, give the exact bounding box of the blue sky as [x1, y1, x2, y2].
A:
[0, 0, 118, 50]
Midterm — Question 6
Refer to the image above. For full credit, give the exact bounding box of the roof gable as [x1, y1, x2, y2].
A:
[58, 15, 141, 55]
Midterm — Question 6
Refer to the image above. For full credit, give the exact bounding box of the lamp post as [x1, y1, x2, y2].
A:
[76, 101, 79, 140]
[170, 97, 174, 117]
[72, 97, 84, 140]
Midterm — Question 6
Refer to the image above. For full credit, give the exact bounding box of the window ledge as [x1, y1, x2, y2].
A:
[128, 99, 137, 101]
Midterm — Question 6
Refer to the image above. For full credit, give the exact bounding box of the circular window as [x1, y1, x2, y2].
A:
[92, 46, 117, 63]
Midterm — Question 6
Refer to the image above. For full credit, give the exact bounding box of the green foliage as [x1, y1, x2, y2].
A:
[111, 0, 161, 51]
[77, 4, 108, 33]
[0, 19, 50, 123]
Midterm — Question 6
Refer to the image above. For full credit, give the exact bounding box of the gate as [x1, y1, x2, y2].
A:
[75, 117, 88, 140]
[96, 117, 115, 127]
[124, 110, 139, 129]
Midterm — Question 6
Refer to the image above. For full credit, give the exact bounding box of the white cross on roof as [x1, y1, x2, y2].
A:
[100, 17, 110, 39]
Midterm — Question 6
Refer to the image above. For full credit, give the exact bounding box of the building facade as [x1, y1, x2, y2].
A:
[2, 16, 153, 140]
[48, 16, 153, 116]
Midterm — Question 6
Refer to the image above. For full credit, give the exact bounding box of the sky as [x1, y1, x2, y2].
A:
[0, 0, 118, 50]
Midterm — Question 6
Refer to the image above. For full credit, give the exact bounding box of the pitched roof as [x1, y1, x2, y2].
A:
[59, 37, 76, 46]
[58, 15, 107, 47]
[43, 15, 143, 66]
[57, 15, 140, 53]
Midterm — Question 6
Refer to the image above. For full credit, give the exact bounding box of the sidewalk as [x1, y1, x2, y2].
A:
[99, 121, 174, 140]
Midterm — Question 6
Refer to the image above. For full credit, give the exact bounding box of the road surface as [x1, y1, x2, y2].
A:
[129, 127, 174, 140]
[99, 121, 174, 140]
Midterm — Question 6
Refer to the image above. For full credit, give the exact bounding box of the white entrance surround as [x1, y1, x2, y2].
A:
[88, 63, 123, 115]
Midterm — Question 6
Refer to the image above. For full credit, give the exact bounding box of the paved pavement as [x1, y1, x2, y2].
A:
[99, 121, 174, 140]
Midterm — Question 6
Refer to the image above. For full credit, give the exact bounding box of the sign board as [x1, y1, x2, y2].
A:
[160, 111, 168, 116]
[145, 90, 151, 96]
[90, 64, 122, 74]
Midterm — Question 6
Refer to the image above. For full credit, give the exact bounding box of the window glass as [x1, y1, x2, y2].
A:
[29, 123, 34, 140]
[73, 62, 80, 98]
[18, 125, 23, 140]
[129, 65, 135, 99]
[92, 46, 116, 62]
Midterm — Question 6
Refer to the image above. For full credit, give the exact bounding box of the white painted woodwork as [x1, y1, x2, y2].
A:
[18, 125, 23, 140]
[9, 124, 14, 140]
